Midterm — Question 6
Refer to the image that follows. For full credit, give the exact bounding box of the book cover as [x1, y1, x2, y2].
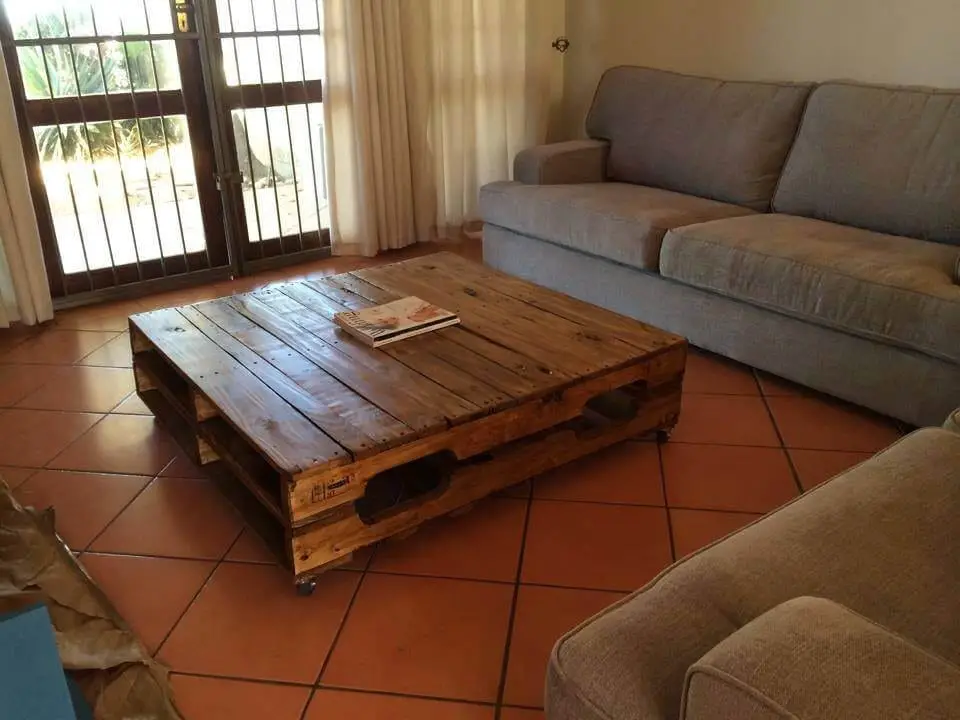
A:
[334, 296, 460, 347]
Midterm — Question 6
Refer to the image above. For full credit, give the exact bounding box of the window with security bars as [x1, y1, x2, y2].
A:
[0, 0, 329, 305]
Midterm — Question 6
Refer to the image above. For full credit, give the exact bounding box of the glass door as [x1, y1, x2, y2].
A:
[0, 0, 230, 301]
[0, 0, 331, 304]
[209, 0, 329, 272]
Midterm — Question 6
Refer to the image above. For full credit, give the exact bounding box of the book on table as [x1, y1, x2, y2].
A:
[333, 296, 460, 347]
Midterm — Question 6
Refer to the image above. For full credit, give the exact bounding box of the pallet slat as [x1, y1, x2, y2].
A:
[131, 308, 350, 476]
[240, 289, 482, 424]
[225, 293, 458, 435]
[281, 283, 513, 410]
[355, 262, 638, 377]
[437, 252, 683, 353]
[331, 272, 569, 391]
[290, 381, 681, 574]
[286, 357, 684, 524]
[129, 254, 687, 587]
[311, 277, 544, 398]
[181, 303, 411, 457]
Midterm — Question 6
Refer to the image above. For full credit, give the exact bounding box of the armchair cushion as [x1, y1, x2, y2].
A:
[683, 597, 960, 720]
[546, 428, 960, 720]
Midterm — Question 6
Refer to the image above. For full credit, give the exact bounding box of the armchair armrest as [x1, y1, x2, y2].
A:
[513, 140, 609, 185]
[682, 597, 960, 720]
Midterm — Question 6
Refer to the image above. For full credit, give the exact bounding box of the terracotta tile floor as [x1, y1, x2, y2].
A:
[0, 239, 907, 719]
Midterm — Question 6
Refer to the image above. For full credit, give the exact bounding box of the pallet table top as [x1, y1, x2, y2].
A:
[129, 252, 686, 484]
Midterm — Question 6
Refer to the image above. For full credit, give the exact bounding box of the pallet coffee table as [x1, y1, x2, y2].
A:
[129, 252, 686, 593]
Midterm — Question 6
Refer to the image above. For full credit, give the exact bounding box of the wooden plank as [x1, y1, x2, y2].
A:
[183, 303, 413, 457]
[355, 264, 581, 377]
[304, 276, 365, 307]
[328, 272, 571, 393]
[434, 253, 684, 353]
[251, 286, 491, 420]
[223, 293, 462, 434]
[355, 262, 635, 377]
[287, 354, 685, 523]
[436, 326, 570, 389]
[290, 380, 682, 576]
[243, 290, 485, 423]
[320, 274, 395, 306]
[391, 257, 645, 362]
[280, 283, 513, 410]
[315, 276, 545, 398]
[130, 308, 350, 476]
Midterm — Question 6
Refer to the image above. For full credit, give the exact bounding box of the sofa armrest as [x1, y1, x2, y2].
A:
[513, 140, 609, 185]
[682, 597, 960, 720]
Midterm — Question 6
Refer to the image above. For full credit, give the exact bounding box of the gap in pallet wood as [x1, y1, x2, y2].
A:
[585, 384, 645, 423]
[354, 450, 456, 525]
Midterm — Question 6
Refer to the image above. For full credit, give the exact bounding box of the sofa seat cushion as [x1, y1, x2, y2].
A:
[659, 214, 960, 363]
[480, 181, 756, 272]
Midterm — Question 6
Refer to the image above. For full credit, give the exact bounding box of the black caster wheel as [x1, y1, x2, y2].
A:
[656, 429, 674, 444]
[296, 579, 317, 597]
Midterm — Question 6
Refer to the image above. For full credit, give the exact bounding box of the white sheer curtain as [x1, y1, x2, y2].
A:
[0, 58, 52, 327]
[322, 0, 564, 256]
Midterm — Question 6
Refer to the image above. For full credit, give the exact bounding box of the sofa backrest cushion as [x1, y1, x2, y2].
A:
[774, 82, 960, 245]
[585, 66, 812, 211]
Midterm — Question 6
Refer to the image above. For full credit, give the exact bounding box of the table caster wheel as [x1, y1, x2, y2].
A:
[656, 429, 674, 444]
[296, 579, 317, 597]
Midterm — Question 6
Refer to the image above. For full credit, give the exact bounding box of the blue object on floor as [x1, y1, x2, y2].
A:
[66, 675, 93, 720]
[0, 603, 78, 719]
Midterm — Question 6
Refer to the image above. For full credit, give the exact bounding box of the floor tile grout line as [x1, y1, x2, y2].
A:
[300, 552, 374, 720]
[0, 329, 122, 367]
[36, 411, 112, 472]
[152, 559, 223, 660]
[316, 681, 500, 709]
[749, 366, 765, 396]
[656, 442, 678, 564]
[172, 669, 503, 708]
[78, 465, 165, 555]
[151, 517, 243, 659]
[108, 391, 139, 415]
[527, 496, 777, 515]
[43, 552, 647, 595]
[493, 493, 535, 719]
[72, 452, 182, 555]
[1, 465, 184, 481]
[220, 525, 248, 562]
[754, 369, 806, 495]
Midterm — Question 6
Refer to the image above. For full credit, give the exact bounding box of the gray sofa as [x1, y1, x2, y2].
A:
[480, 67, 960, 427]
[546, 413, 960, 720]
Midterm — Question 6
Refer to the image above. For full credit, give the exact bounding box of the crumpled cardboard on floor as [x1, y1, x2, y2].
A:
[0, 479, 182, 720]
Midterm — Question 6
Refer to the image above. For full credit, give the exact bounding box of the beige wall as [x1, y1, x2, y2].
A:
[563, 0, 960, 137]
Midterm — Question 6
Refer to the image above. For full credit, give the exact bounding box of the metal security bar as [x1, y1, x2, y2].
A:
[212, 0, 330, 270]
[0, 0, 231, 303]
[0, 0, 328, 304]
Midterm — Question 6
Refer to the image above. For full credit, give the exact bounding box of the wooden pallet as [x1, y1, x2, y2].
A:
[130, 253, 686, 591]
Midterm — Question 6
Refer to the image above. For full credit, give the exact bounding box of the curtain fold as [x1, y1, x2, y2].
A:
[0, 54, 52, 327]
[323, 0, 564, 256]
